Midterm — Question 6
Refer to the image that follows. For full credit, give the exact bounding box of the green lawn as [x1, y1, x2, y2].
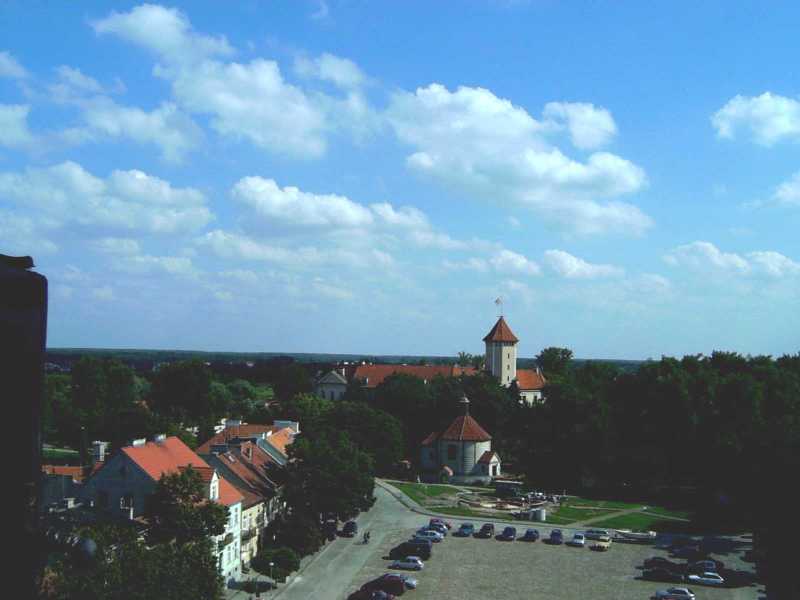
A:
[584, 512, 669, 531]
[562, 496, 645, 510]
[391, 482, 458, 505]
[42, 447, 80, 461]
[433, 506, 498, 519]
[552, 506, 617, 522]
[642, 506, 692, 520]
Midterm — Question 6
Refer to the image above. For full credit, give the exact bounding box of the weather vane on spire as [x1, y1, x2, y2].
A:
[494, 296, 503, 317]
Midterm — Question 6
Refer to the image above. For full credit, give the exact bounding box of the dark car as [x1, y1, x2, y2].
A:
[548, 529, 564, 544]
[390, 541, 431, 560]
[324, 519, 338, 541]
[688, 559, 724, 573]
[476, 523, 495, 538]
[430, 518, 452, 530]
[521, 528, 540, 542]
[361, 574, 406, 596]
[644, 557, 685, 572]
[455, 523, 475, 537]
[348, 590, 395, 600]
[498, 526, 517, 541]
[643, 568, 686, 583]
[342, 520, 358, 537]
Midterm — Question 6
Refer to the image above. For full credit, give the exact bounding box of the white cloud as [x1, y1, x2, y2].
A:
[171, 58, 327, 158]
[387, 83, 650, 236]
[543, 101, 617, 149]
[91, 4, 234, 67]
[55, 66, 104, 94]
[0, 104, 35, 149]
[0, 161, 213, 235]
[72, 98, 204, 163]
[0, 210, 57, 254]
[664, 241, 750, 272]
[113, 254, 196, 276]
[712, 92, 800, 146]
[665, 241, 800, 279]
[232, 177, 373, 228]
[774, 171, 800, 206]
[89, 237, 141, 255]
[0, 51, 27, 78]
[543, 249, 624, 278]
[747, 251, 800, 278]
[311, 277, 353, 300]
[294, 53, 366, 89]
[489, 249, 541, 275]
[199, 229, 323, 266]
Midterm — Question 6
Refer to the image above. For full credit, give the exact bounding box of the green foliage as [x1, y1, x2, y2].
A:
[535, 346, 574, 380]
[150, 360, 214, 425]
[48, 523, 223, 600]
[252, 546, 300, 573]
[284, 430, 375, 522]
[146, 466, 228, 545]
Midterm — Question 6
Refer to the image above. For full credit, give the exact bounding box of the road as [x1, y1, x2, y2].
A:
[274, 484, 421, 600]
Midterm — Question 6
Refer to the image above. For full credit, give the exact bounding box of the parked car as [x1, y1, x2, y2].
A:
[389, 556, 424, 571]
[567, 533, 586, 547]
[414, 529, 443, 542]
[521, 528, 540, 542]
[361, 574, 406, 596]
[427, 522, 448, 536]
[394, 574, 418, 589]
[430, 518, 452, 530]
[324, 519, 338, 541]
[548, 529, 564, 544]
[652, 587, 696, 600]
[643, 568, 685, 583]
[455, 523, 475, 537]
[348, 590, 395, 600]
[644, 557, 684, 571]
[590, 541, 610, 551]
[688, 559, 724, 573]
[390, 541, 431, 560]
[584, 529, 611, 541]
[687, 572, 725, 586]
[342, 521, 358, 537]
[476, 523, 495, 538]
[498, 526, 516, 541]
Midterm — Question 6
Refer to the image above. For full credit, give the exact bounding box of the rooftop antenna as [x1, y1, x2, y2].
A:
[494, 296, 503, 317]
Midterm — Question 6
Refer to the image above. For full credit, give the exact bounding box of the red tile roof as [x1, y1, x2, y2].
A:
[196, 423, 293, 456]
[516, 368, 546, 390]
[353, 364, 477, 388]
[439, 414, 492, 442]
[477, 450, 500, 464]
[121, 437, 243, 507]
[204, 441, 280, 509]
[421, 431, 439, 446]
[42, 465, 84, 481]
[483, 316, 519, 343]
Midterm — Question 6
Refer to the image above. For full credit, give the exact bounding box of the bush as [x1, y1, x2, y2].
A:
[253, 546, 300, 573]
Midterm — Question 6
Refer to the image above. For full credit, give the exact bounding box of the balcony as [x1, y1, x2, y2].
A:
[241, 528, 258, 542]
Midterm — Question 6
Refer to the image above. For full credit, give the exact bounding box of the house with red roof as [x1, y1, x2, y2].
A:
[313, 316, 544, 405]
[420, 396, 501, 484]
[81, 435, 244, 583]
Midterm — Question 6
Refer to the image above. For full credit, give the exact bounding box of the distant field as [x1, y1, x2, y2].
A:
[553, 506, 617, 522]
[586, 512, 672, 531]
[390, 482, 456, 505]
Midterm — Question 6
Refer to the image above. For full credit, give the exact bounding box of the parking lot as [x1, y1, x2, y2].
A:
[343, 524, 762, 600]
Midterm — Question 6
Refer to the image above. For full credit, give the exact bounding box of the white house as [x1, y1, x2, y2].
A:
[81, 435, 244, 584]
[314, 369, 348, 401]
[420, 397, 501, 485]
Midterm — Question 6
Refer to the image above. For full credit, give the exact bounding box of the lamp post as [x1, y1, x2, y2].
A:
[269, 561, 274, 593]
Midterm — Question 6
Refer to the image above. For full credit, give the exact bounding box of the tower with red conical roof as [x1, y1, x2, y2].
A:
[483, 316, 518, 387]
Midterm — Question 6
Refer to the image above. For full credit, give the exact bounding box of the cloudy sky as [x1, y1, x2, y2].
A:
[2, 1, 799, 359]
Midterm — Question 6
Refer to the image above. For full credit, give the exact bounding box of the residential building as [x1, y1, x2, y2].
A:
[197, 420, 297, 467]
[81, 435, 244, 583]
[313, 368, 348, 400]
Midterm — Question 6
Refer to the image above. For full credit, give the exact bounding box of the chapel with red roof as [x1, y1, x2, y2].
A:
[420, 396, 501, 484]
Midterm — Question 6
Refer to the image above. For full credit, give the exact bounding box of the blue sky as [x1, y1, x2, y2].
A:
[2, 1, 799, 359]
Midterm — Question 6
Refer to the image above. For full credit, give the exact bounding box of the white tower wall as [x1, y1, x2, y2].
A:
[486, 340, 517, 387]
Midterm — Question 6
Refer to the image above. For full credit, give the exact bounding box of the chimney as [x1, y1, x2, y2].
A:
[154, 434, 166, 443]
[131, 438, 146, 447]
[91, 440, 108, 463]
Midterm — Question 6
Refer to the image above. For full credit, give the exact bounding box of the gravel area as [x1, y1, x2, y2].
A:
[344, 525, 763, 600]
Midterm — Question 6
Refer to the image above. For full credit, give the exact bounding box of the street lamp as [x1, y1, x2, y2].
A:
[269, 562, 274, 592]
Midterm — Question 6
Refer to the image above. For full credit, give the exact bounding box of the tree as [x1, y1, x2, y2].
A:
[535, 347, 573, 380]
[272, 363, 312, 402]
[328, 402, 404, 474]
[456, 351, 473, 366]
[149, 360, 214, 425]
[146, 466, 228, 546]
[284, 431, 375, 522]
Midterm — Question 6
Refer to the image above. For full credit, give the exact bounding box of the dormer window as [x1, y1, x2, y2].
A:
[209, 480, 219, 501]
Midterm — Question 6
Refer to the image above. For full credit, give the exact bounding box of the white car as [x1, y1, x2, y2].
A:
[653, 587, 696, 600]
[567, 533, 586, 547]
[390, 556, 424, 571]
[414, 529, 443, 542]
[687, 572, 725, 586]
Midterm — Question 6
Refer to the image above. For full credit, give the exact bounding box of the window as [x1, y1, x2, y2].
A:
[120, 493, 134, 510]
[447, 444, 457, 460]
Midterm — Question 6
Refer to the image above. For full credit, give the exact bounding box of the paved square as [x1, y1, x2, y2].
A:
[345, 524, 762, 600]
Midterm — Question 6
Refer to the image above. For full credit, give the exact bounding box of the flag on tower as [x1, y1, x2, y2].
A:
[494, 297, 502, 305]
